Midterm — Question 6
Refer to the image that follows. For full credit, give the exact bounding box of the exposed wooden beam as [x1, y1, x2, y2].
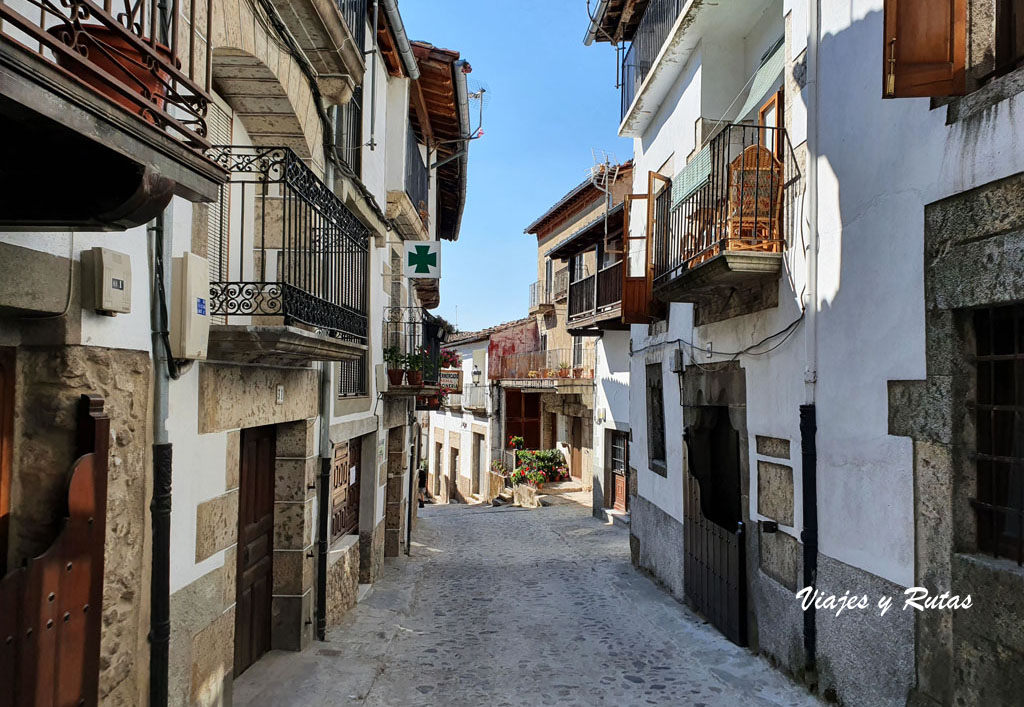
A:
[410, 78, 434, 147]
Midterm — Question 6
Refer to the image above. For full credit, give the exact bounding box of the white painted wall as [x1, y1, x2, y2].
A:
[626, 0, 1024, 588]
[592, 330, 631, 499]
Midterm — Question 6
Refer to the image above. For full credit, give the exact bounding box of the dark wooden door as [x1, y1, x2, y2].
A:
[331, 439, 360, 539]
[0, 348, 13, 573]
[235, 425, 276, 676]
[570, 417, 582, 480]
[505, 390, 541, 449]
[448, 448, 459, 503]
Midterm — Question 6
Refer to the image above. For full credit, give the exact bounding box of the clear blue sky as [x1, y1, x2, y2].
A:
[400, 0, 631, 333]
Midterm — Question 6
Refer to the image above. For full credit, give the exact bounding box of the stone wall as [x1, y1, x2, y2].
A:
[325, 535, 360, 628]
[359, 519, 385, 584]
[11, 345, 151, 707]
[889, 173, 1024, 707]
[629, 494, 685, 601]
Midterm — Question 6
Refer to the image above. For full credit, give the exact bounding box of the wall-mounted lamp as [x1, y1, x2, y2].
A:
[596, 407, 607, 425]
[472, 364, 482, 386]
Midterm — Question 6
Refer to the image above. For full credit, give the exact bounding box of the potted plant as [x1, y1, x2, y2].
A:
[384, 346, 405, 386]
[406, 347, 426, 386]
[508, 435, 525, 451]
[573, 367, 584, 378]
[440, 348, 460, 369]
[558, 361, 571, 378]
[47, 24, 176, 121]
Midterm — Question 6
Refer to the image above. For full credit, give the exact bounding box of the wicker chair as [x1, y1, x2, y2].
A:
[725, 145, 783, 253]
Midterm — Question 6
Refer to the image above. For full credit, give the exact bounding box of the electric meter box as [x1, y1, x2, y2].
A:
[82, 247, 132, 315]
[170, 252, 210, 360]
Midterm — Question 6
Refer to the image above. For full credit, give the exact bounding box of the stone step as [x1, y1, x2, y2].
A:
[542, 480, 584, 494]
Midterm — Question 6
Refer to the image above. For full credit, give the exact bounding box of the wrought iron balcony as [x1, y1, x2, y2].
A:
[462, 384, 490, 411]
[0, 0, 213, 148]
[405, 125, 430, 218]
[619, 0, 686, 120]
[383, 306, 446, 388]
[528, 281, 555, 314]
[492, 347, 596, 384]
[206, 146, 369, 343]
[652, 124, 795, 304]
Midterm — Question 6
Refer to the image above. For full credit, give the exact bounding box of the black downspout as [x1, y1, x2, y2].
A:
[316, 456, 330, 641]
[150, 443, 172, 707]
[800, 404, 818, 675]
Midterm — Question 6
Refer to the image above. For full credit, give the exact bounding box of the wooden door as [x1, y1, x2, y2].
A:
[608, 430, 628, 512]
[448, 449, 459, 503]
[505, 390, 541, 449]
[331, 439, 360, 539]
[235, 425, 276, 676]
[0, 348, 13, 573]
[570, 417, 582, 480]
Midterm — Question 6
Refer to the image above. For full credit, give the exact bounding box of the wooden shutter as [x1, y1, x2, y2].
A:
[883, 0, 966, 98]
[621, 192, 650, 324]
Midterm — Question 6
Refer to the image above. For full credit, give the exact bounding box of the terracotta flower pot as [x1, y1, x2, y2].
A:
[48, 25, 175, 121]
[406, 370, 423, 386]
[387, 368, 405, 386]
[573, 368, 583, 378]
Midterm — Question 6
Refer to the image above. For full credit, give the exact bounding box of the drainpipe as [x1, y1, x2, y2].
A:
[379, 0, 420, 80]
[316, 108, 339, 642]
[148, 205, 173, 707]
[449, 60, 471, 242]
[801, 0, 821, 678]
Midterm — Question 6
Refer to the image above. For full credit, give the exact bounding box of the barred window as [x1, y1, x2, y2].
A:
[973, 304, 1024, 565]
[337, 352, 367, 397]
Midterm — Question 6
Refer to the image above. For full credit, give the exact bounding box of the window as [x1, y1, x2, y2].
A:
[646, 362, 666, 472]
[207, 99, 232, 326]
[610, 431, 628, 473]
[572, 336, 583, 367]
[545, 259, 553, 301]
[571, 253, 585, 282]
[337, 353, 368, 397]
[336, 85, 363, 177]
[973, 304, 1024, 564]
[540, 333, 548, 353]
[882, 0, 966, 98]
[994, 0, 1024, 78]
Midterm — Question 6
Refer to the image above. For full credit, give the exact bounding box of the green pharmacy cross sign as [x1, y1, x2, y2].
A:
[403, 241, 441, 279]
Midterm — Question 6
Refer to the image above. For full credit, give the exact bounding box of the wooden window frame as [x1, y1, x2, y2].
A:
[883, 0, 967, 98]
[758, 89, 784, 158]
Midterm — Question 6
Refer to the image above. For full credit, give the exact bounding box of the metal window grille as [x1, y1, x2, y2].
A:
[340, 0, 368, 56]
[619, 0, 687, 121]
[405, 125, 429, 214]
[336, 85, 363, 176]
[337, 353, 367, 397]
[646, 363, 666, 465]
[973, 304, 1024, 565]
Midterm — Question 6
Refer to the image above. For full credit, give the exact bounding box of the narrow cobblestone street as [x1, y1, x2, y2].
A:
[234, 495, 820, 707]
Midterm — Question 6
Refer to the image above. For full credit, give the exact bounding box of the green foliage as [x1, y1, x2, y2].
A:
[507, 448, 569, 487]
[384, 345, 403, 367]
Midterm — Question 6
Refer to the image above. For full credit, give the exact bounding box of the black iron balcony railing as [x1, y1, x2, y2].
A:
[206, 146, 369, 341]
[1, 0, 214, 148]
[340, 0, 367, 53]
[383, 306, 445, 385]
[336, 85, 363, 176]
[405, 125, 429, 215]
[493, 347, 596, 381]
[653, 124, 794, 285]
[619, 0, 686, 121]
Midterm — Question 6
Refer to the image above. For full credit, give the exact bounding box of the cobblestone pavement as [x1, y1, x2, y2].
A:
[234, 494, 822, 706]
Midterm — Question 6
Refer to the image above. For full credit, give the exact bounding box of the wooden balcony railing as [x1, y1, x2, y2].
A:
[568, 260, 623, 323]
[653, 123, 793, 285]
[0, 0, 215, 148]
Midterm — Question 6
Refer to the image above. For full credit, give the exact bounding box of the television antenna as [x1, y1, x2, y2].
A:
[590, 150, 622, 254]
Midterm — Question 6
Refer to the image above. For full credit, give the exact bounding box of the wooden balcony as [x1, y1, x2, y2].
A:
[652, 124, 794, 309]
[548, 202, 627, 334]
[0, 0, 226, 229]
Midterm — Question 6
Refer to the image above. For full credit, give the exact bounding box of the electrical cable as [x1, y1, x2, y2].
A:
[149, 220, 182, 380]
